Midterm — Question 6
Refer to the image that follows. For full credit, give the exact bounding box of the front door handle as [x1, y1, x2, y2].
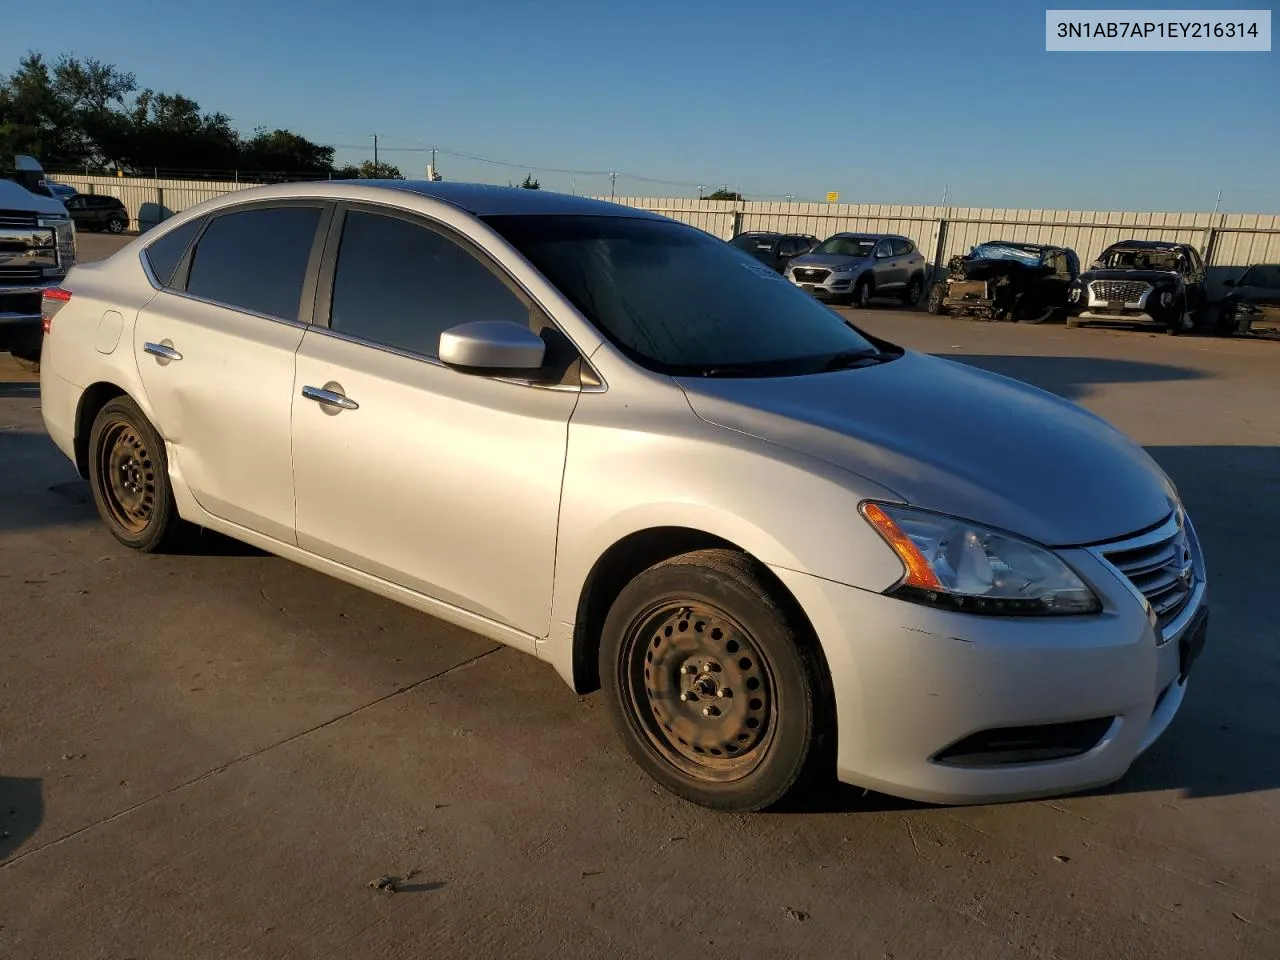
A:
[301, 384, 359, 411]
[144, 341, 182, 361]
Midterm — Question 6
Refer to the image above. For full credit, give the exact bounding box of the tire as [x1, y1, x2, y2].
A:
[106, 216, 126, 234]
[901, 275, 924, 307]
[926, 281, 949, 315]
[1214, 304, 1239, 337]
[600, 549, 831, 812]
[88, 396, 186, 552]
[13, 356, 40, 373]
[851, 277, 872, 309]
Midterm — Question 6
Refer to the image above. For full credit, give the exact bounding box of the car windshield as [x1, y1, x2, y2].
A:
[813, 235, 877, 258]
[485, 214, 881, 377]
[969, 243, 1044, 265]
[1098, 247, 1183, 271]
[1237, 265, 1280, 288]
[729, 233, 779, 264]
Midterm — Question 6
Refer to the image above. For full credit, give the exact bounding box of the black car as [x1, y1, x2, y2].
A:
[1070, 240, 1207, 334]
[927, 241, 1080, 323]
[1216, 263, 1280, 336]
[65, 194, 129, 233]
[729, 231, 819, 272]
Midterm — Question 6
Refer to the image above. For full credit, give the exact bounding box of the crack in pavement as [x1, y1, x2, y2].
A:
[0, 645, 503, 870]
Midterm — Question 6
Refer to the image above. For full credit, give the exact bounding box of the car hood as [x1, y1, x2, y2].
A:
[0, 178, 68, 214]
[676, 351, 1176, 547]
[1081, 268, 1181, 285]
[789, 254, 869, 270]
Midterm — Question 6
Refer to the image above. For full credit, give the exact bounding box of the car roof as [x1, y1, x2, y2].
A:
[366, 180, 666, 219]
[828, 232, 904, 240]
[1104, 239, 1189, 251]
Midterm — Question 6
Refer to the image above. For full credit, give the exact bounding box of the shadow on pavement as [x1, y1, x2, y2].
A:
[936, 354, 1209, 401]
[0, 777, 43, 863]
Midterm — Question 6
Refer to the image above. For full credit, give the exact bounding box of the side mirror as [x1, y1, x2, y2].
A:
[1222, 279, 1236, 287]
[439, 320, 545, 373]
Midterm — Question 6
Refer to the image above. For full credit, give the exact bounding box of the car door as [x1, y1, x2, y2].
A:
[872, 239, 902, 290]
[291, 204, 579, 641]
[132, 201, 330, 544]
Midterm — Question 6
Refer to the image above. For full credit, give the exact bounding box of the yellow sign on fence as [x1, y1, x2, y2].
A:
[826, 191, 839, 203]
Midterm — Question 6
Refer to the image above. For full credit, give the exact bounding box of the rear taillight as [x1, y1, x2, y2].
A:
[42, 287, 72, 334]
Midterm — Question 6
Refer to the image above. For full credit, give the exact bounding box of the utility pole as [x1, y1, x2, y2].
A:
[373, 134, 379, 169]
[697, 184, 704, 201]
[940, 183, 949, 207]
[1212, 188, 1222, 218]
[609, 171, 617, 200]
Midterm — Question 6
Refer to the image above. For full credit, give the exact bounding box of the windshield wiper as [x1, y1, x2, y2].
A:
[818, 348, 889, 372]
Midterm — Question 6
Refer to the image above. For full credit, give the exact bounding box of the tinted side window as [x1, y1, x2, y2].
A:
[143, 217, 205, 288]
[874, 240, 893, 258]
[186, 206, 321, 320]
[328, 210, 528, 359]
[891, 238, 912, 256]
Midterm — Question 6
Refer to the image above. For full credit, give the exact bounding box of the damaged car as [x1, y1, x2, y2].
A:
[1069, 240, 1207, 334]
[927, 241, 1080, 323]
[1215, 263, 1280, 337]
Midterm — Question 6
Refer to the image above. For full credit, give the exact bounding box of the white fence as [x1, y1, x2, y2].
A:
[50, 174, 1280, 295]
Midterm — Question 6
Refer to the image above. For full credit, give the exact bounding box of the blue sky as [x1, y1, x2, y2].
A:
[3, 0, 1277, 210]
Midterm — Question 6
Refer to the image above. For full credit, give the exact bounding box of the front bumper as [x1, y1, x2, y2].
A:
[771, 543, 1207, 805]
[788, 273, 860, 300]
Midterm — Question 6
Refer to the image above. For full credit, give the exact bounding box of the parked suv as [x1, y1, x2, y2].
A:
[0, 174, 77, 370]
[785, 233, 927, 308]
[39, 181, 1208, 812]
[1071, 240, 1207, 333]
[927, 241, 1080, 323]
[729, 231, 819, 273]
[65, 194, 129, 233]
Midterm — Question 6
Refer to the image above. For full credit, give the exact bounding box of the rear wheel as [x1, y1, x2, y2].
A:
[88, 396, 186, 552]
[600, 549, 830, 811]
[901, 275, 924, 307]
[106, 215, 126, 234]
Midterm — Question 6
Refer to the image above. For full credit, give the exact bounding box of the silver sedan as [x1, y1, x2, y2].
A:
[39, 181, 1208, 811]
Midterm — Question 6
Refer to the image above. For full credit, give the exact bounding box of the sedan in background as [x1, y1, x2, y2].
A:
[728, 231, 819, 273]
[785, 232, 927, 308]
[65, 194, 130, 234]
[40, 181, 1207, 812]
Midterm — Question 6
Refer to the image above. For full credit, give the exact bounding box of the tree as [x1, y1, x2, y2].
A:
[333, 159, 404, 180]
[706, 188, 743, 201]
[519, 173, 540, 190]
[239, 128, 335, 176]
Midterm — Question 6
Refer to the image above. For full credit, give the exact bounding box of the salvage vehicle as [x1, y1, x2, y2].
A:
[927, 241, 1080, 322]
[785, 232, 927, 307]
[1215, 263, 1280, 336]
[729, 231, 819, 273]
[1070, 240, 1207, 333]
[1, 161, 77, 372]
[41, 182, 1208, 811]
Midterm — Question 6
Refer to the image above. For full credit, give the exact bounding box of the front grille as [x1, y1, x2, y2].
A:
[0, 210, 39, 228]
[793, 268, 830, 283]
[934, 717, 1115, 767]
[1091, 279, 1150, 303]
[1101, 515, 1196, 632]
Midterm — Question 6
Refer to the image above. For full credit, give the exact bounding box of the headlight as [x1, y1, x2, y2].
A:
[861, 503, 1101, 616]
[1159, 290, 1174, 307]
[1068, 286, 1082, 302]
[37, 214, 68, 228]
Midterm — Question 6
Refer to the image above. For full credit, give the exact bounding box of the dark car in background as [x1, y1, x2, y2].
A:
[785, 232, 927, 307]
[1216, 263, 1280, 336]
[1071, 240, 1207, 334]
[65, 194, 129, 233]
[729, 231, 819, 272]
[927, 241, 1080, 323]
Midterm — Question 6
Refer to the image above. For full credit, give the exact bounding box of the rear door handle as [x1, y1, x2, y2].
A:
[143, 341, 182, 361]
[301, 385, 359, 411]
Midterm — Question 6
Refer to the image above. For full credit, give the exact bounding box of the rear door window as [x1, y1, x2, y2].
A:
[185, 206, 322, 320]
[143, 217, 205, 288]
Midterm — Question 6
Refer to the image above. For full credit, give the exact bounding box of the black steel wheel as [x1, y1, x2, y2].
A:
[601, 550, 831, 811]
[88, 396, 185, 551]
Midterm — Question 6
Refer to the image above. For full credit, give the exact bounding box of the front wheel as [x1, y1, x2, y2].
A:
[88, 396, 186, 552]
[926, 281, 949, 315]
[600, 550, 831, 811]
[851, 277, 872, 309]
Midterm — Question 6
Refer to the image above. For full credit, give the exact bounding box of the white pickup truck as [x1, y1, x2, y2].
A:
[1, 158, 77, 371]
